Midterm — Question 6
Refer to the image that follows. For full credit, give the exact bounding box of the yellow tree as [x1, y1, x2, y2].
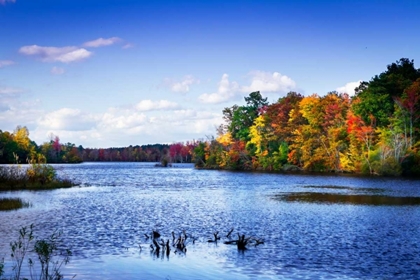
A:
[248, 115, 271, 169]
[13, 126, 31, 151]
[13, 126, 37, 161]
[318, 93, 351, 171]
[216, 132, 233, 168]
[289, 94, 326, 171]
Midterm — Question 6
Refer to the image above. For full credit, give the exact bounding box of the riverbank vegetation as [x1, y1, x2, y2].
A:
[191, 58, 420, 176]
[0, 162, 75, 191]
[0, 224, 72, 280]
[0, 127, 196, 164]
[0, 198, 30, 211]
[1, 58, 419, 176]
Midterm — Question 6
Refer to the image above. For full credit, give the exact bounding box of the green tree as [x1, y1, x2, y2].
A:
[226, 91, 268, 141]
[353, 58, 420, 127]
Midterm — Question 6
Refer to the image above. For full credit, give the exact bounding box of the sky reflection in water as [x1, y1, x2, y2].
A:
[1, 163, 420, 279]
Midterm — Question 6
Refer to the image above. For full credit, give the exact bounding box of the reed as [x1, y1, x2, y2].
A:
[0, 197, 30, 211]
[0, 163, 76, 191]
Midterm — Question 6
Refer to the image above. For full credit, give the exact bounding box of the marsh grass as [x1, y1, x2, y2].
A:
[0, 198, 30, 211]
[0, 164, 76, 191]
[0, 224, 73, 280]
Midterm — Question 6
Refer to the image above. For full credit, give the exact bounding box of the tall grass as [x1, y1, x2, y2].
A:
[0, 224, 73, 280]
[0, 163, 76, 191]
[0, 198, 30, 211]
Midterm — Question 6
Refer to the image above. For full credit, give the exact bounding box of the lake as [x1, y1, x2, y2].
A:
[1, 162, 420, 279]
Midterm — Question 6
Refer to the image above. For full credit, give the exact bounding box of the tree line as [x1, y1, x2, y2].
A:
[192, 58, 420, 176]
[2, 58, 419, 175]
[0, 128, 197, 164]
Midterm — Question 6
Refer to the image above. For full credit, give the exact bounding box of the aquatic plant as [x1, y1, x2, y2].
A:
[3, 224, 72, 280]
[0, 257, 4, 279]
[10, 224, 34, 280]
[0, 198, 30, 211]
[144, 227, 264, 259]
[30, 230, 72, 280]
[0, 162, 76, 191]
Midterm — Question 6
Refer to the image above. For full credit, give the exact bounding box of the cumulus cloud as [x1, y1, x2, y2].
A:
[0, 0, 15, 5]
[51, 66, 65, 75]
[169, 109, 222, 134]
[19, 45, 92, 63]
[99, 109, 148, 130]
[167, 75, 199, 93]
[241, 71, 296, 93]
[336, 80, 362, 96]
[38, 108, 97, 131]
[199, 74, 239, 104]
[3, 99, 223, 148]
[0, 60, 15, 68]
[199, 71, 297, 104]
[83, 37, 122, 48]
[135, 100, 180, 111]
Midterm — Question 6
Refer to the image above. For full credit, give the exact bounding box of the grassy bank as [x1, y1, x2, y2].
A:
[0, 164, 76, 191]
[0, 198, 30, 211]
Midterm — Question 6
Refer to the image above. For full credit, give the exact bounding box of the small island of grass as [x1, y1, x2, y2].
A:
[0, 163, 76, 191]
[0, 197, 30, 211]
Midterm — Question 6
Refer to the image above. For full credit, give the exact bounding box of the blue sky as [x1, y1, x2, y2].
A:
[1, 0, 420, 148]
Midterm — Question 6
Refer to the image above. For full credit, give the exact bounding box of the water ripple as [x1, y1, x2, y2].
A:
[1, 162, 420, 279]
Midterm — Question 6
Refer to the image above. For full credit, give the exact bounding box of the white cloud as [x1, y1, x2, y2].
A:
[0, 0, 15, 5]
[38, 108, 97, 131]
[19, 45, 92, 63]
[241, 71, 296, 93]
[167, 75, 199, 93]
[0, 98, 42, 130]
[2, 100, 222, 147]
[51, 66, 65, 75]
[0, 60, 15, 68]
[199, 71, 297, 104]
[122, 43, 134, 49]
[336, 80, 362, 96]
[0, 87, 22, 112]
[83, 37, 122, 48]
[0, 87, 23, 95]
[99, 109, 148, 130]
[199, 74, 239, 104]
[135, 100, 180, 111]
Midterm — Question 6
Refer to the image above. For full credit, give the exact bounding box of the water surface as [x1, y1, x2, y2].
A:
[1, 162, 420, 279]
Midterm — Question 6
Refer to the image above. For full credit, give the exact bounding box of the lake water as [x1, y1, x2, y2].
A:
[1, 162, 420, 279]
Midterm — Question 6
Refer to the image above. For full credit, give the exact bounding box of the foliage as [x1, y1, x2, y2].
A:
[1, 127, 198, 164]
[2, 58, 419, 176]
[30, 230, 72, 280]
[0, 162, 75, 191]
[3, 224, 72, 280]
[26, 162, 57, 185]
[192, 58, 420, 176]
[10, 224, 34, 280]
[353, 58, 420, 127]
[224, 91, 268, 141]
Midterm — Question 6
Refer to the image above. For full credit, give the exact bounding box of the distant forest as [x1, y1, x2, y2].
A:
[0, 128, 197, 164]
[1, 58, 419, 176]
